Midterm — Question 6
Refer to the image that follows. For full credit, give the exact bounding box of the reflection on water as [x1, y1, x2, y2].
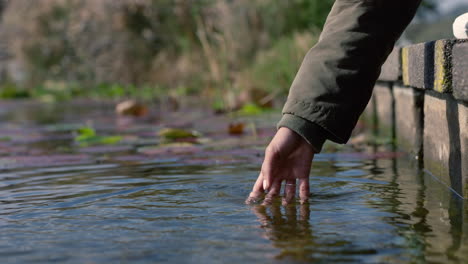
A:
[0, 154, 467, 263]
[250, 156, 468, 263]
[251, 203, 316, 262]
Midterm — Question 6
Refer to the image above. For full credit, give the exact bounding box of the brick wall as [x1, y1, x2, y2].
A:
[365, 39, 468, 198]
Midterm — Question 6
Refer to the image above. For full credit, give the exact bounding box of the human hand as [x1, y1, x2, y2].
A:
[246, 127, 315, 205]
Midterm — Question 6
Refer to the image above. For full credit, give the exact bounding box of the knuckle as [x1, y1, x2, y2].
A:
[265, 145, 281, 159]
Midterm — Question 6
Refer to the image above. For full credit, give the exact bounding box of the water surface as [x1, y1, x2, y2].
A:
[0, 101, 466, 263]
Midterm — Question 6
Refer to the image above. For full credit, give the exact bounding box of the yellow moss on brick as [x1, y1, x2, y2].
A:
[434, 40, 452, 93]
[402, 47, 410, 86]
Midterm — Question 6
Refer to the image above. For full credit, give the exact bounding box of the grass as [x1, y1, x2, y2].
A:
[0, 81, 169, 102]
[0, 31, 320, 114]
[0, 83, 31, 99]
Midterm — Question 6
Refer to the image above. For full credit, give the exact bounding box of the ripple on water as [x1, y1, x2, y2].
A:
[0, 154, 466, 264]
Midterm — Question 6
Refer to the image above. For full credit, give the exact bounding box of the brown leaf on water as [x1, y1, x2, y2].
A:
[115, 100, 148, 116]
[228, 122, 245, 135]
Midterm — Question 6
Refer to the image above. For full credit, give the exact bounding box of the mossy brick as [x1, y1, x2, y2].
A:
[402, 41, 434, 89]
[433, 39, 455, 93]
[373, 83, 394, 137]
[452, 41, 468, 102]
[423, 93, 467, 197]
[393, 85, 424, 162]
[379, 47, 401, 81]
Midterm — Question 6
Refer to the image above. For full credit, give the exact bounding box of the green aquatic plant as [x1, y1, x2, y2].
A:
[74, 126, 122, 146]
[158, 128, 200, 141]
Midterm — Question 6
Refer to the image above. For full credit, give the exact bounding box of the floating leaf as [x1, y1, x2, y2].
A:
[74, 126, 122, 146]
[228, 122, 245, 135]
[115, 100, 148, 116]
[76, 126, 96, 139]
[99, 136, 123, 145]
[158, 128, 199, 140]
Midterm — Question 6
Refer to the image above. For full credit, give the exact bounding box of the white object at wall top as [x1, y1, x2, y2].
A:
[453, 12, 468, 39]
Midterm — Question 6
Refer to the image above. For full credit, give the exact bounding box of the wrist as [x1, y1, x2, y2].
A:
[277, 114, 325, 153]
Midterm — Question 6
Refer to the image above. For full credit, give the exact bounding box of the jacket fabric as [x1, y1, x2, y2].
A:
[277, 0, 422, 152]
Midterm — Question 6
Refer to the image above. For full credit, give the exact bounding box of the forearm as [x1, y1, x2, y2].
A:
[278, 0, 422, 152]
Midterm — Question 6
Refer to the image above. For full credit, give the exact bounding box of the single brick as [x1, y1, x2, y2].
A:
[424, 93, 466, 197]
[433, 39, 468, 94]
[379, 47, 401, 81]
[393, 85, 424, 162]
[373, 83, 394, 138]
[452, 41, 468, 102]
[433, 40, 454, 93]
[401, 41, 435, 89]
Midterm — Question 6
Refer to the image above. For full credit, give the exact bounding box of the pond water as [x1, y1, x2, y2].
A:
[0, 101, 466, 263]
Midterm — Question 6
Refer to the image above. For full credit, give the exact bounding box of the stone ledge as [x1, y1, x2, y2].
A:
[401, 39, 467, 94]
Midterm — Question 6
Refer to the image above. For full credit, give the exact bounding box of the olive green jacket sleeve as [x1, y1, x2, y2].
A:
[277, 0, 421, 152]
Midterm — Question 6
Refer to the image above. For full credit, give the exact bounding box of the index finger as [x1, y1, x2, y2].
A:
[245, 172, 265, 204]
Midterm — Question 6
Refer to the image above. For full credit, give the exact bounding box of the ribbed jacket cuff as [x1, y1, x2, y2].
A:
[277, 114, 326, 153]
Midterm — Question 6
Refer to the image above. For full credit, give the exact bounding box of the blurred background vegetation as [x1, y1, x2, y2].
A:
[0, 0, 464, 110]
